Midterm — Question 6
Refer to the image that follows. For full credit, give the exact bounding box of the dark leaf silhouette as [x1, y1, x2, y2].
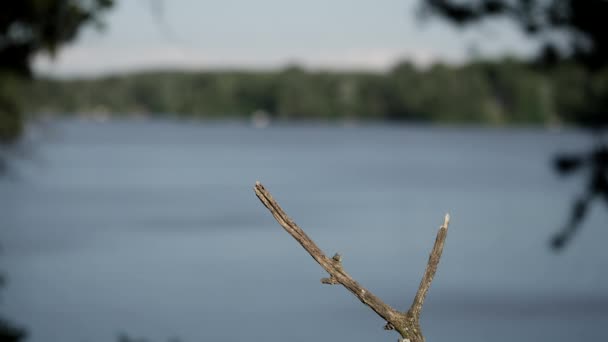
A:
[420, 0, 608, 249]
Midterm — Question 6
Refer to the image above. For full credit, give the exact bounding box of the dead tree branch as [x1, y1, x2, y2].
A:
[254, 181, 450, 342]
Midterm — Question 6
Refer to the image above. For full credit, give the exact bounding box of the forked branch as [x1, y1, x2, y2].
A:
[254, 181, 450, 342]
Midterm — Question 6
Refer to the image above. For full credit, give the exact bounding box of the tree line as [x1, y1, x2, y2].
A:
[14, 58, 606, 127]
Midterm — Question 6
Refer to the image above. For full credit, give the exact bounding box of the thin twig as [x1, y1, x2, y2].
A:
[254, 181, 450, 342]
[254, 182, 401, 322]
[409, 214, 450, 318]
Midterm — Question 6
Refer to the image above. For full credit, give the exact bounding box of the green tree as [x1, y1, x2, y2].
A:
[0, 0, 114, 143]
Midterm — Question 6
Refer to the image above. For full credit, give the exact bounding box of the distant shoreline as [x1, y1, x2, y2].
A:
[11, 58, 606, 129]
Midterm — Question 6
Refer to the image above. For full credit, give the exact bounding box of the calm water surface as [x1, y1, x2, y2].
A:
[1, 119, 607, 342]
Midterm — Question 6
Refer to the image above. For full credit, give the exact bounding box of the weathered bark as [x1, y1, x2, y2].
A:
[254, 181, 450, 342]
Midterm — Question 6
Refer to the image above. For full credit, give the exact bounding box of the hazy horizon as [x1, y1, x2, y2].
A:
[33, 0, 538, 77]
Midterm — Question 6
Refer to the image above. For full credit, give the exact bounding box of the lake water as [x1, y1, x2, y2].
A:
[1, 119, 607, 342]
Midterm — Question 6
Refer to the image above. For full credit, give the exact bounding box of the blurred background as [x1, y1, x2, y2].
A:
[1, 1, 607, 342]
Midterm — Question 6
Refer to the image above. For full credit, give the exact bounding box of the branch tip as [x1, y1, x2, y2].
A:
[443, 213, 450, 228]
[408, 213, 450, 320]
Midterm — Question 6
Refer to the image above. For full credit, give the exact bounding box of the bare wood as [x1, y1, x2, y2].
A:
[409, 214, 450, 318]
[253, 182, 401, 323]
[254, 181, 451, 342]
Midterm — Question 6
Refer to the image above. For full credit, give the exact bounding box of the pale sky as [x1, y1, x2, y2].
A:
[34, 0, 539, 76]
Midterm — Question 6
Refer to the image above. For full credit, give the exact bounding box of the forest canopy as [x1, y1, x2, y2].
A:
[17, 58, 608, 127]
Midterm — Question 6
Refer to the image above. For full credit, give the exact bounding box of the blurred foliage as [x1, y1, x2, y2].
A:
[0, 74, 24, 144]
[15, 58, 606, 127]
[1, 0, 114, 336]
[0, 0, 114, 76]
[420, 0, 608, 129]
[419, 0, 608, 249]
[0, 273, 26, 342]
[0, 0, 114, 143]
[420, 0, 608, 70]
[552, 144, 608, 249]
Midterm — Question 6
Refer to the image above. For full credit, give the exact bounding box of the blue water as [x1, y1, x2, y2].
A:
[1, 119, 607, 342]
